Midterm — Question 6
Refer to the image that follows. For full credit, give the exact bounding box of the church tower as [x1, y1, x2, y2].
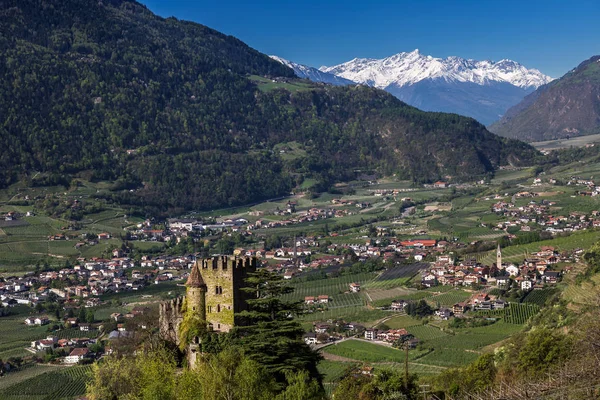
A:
[497, 244, 502, 269]
[185, 263, 206, 322]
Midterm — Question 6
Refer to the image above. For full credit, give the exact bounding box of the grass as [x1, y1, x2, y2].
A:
[384, 315, 422, 329]
[323, 340, 414, 363]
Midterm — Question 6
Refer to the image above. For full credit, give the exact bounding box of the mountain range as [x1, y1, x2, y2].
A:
[489, 56, 600, 141]
[0, 0, 538, 213]
[274, 50, 552, 125]
[269, 56, 355, 86]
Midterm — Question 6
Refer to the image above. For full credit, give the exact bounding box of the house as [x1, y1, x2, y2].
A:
[65, 347, 90, 364]
[304, 296, 315, 305]
[303, 333, 317, 345]
[453, 302, 468, 316]
[79, 324, 91, 332]
[493, 299, 507, 309]
[435, 308, 452, 320]
[25, 317, 36, 326]
[34, 316, 49, 326]
[543, 271, 561, 284]
[520, 280, 533, 291]
[349, 283, 361, 293]
[364, 329, 378, 341]
[475, 301, 493, 311]
[314, 324, 330, 334]
[361, 366, 374, 376]
[110, 313, 123, 322]
[317, 295, 329, 304]
[391, 300, 407, 311]
[496, 276, 510, 286]
[505, 265, 520, 277]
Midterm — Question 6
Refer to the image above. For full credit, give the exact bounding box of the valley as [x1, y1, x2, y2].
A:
[3, 143, 600, 398]
[1, 0, 599, 399]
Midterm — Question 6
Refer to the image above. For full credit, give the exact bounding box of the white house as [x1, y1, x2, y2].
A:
[65, 347, 90, 364]
[505, 265, 520, 277]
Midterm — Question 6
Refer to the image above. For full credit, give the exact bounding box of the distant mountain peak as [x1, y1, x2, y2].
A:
[320, 50, 553, 90]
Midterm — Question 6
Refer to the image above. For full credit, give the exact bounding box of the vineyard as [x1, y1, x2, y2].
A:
[475, 303, 540, 325]
[281, 272, 374, 307]
[406, 325, 448, 341]
[503, 303, 540, 324]
[363, 263, 428, 290]
[428, 290, 472, 307]
[0, 365, 92, 400]
[523, 288, 559, 307]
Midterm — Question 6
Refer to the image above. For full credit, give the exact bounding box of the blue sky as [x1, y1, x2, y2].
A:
[139, 0, 600, 78]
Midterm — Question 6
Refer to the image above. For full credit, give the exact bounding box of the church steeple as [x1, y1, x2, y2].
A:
[496, 244, 502, 269]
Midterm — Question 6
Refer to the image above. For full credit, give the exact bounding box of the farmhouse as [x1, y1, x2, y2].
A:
[349, 283, 361, 292]
[65, 347, 91, 364]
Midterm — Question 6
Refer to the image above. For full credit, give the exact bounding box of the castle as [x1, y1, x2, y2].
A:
[159, 255, 257, 365]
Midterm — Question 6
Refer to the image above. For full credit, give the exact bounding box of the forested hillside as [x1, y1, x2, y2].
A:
[490, 56, 600, 141]
[0, 0, 538, 213]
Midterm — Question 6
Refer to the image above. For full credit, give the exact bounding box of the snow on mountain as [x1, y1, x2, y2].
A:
[319, 50, 553, 125]
[320, 49, 552, 90]
[270, 56, 355, 86]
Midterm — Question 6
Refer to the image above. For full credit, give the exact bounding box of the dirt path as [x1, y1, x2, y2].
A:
[321, 352, 358, 362]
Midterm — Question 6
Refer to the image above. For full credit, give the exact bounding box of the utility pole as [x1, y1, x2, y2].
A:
[294, 235, 298, 268]
[404, 341, 409, 391]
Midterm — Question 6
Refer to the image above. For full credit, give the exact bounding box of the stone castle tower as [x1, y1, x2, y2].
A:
[497, 244, 502, 269]
[159, 255, 257, 347]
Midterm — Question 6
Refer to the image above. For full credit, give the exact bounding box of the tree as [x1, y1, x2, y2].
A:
[334, 367, 419, 399]
[195, 347, 276, 400]
[517, 328, 572, 376]
[235, 270, 322, 387]
[276, 370, 324, 400]
[86, 310, 95, 323]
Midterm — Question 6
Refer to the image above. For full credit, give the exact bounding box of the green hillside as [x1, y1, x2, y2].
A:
[0, 0, 538, 213]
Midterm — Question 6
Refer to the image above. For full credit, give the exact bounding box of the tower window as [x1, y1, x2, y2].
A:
[217, 304, 221, 313]
[207, 306, 212, 313]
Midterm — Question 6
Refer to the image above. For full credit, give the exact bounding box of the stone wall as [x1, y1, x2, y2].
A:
[159, 296, 185, 345]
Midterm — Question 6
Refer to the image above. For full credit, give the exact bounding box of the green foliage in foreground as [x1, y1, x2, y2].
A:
[333, 367, 420, 400]
[86, 346, 324, 400]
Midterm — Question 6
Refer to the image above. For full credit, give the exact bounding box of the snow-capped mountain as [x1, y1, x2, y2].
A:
[320, 50, 553, 125]
[270, 56, 355, 86]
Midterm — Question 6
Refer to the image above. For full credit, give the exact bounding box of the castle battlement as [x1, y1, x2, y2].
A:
[198, 255, 257, 272]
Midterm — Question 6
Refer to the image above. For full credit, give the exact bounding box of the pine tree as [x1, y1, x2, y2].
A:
[235, 270, 322, 388]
